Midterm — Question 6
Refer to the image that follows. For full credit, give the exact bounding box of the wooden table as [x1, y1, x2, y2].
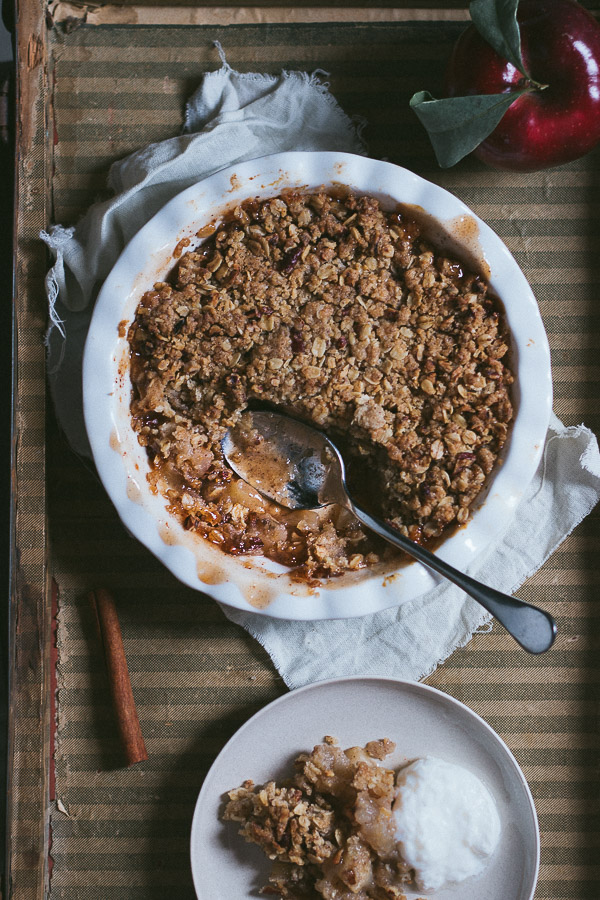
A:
[9, 2, 600, 897]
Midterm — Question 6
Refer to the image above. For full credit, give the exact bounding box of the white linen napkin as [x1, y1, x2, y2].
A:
[42, 51, 600, 688]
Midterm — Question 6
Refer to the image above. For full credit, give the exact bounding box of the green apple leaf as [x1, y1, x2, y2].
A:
[470, 0, 528, 77]
[410, 89, 528, 168]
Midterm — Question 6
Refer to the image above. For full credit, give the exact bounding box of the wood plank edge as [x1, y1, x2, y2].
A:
[48, 3, 471, 27]
[7, 0, 51, 897]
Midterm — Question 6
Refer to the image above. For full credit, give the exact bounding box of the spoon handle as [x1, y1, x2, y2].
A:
[349, 500, 557, 654]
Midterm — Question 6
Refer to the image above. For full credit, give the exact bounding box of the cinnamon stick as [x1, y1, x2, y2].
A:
[89, 588, 148, 767]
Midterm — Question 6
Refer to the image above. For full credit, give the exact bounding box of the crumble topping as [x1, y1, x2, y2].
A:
[223, 738, 425, 899]
[128, 190, 513, 581]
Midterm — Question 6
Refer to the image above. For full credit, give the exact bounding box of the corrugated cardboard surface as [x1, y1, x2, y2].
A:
[12, 6, 600, 900]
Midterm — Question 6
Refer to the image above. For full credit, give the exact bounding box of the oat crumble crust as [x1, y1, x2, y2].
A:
[128, 190, 513, 580]
[223, 738, 427, 900]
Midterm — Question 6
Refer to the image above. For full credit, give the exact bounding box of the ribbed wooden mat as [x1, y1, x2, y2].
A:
[12, 11, 600, 900]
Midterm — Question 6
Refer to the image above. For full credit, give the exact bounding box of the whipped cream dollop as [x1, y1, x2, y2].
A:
[392, 756, 501, 892]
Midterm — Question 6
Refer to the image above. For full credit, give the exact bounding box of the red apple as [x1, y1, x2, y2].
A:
[445, 0, 600, 171]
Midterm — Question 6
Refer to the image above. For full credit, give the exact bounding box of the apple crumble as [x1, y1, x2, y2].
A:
[223, 737, 423, 899]
[128, 190, 513, 580]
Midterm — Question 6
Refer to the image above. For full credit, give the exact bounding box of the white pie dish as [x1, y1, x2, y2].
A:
[82, 150, 552, 620]
[190, 676, 540, 900]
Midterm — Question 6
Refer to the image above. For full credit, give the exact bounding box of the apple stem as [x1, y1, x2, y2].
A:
[521, 77, 548, 93]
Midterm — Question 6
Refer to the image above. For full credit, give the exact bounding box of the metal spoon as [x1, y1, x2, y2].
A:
[222, 410, 557, 654]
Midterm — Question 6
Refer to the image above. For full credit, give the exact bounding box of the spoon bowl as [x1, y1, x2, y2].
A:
[222, 411, 345, 510]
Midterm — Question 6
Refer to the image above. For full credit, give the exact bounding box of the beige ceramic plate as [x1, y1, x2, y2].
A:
[190, 677, 540, 899]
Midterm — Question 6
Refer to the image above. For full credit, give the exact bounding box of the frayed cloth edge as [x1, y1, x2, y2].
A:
[184, 43, 367, 155]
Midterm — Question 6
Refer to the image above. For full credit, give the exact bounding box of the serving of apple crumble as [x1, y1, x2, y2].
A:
[223, 737, 423, 900]
[128, 190, 513, 581]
